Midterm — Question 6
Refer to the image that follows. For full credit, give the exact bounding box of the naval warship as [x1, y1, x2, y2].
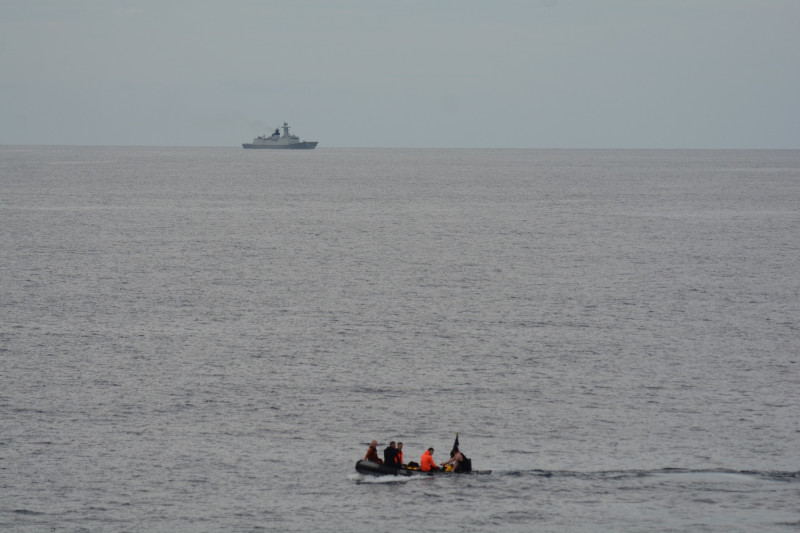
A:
[242, 122, 318, 149]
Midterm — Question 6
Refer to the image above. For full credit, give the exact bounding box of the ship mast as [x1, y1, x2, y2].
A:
[282, 122, 290, 137]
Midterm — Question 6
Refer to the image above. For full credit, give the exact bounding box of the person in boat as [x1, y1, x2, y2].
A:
[442, 445, 465, 472]
[383, 441, 399, 466]
[364, 440, 383, 464]
[396, 442, 404, 466]
[420, 447, 439, 472]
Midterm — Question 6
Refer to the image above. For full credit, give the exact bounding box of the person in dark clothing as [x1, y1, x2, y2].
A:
[384, 441, 399, 466]
[364, 440, 383, 464]
[442, 445, 471, 472]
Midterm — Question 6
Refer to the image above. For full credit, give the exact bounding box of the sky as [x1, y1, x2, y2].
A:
[1, 0, 799, 148]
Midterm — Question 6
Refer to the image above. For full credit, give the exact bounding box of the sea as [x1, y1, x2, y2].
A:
[1, 146, 799, 532]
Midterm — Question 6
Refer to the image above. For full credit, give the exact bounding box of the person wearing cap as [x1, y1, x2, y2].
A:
[420, 447, 438, 472]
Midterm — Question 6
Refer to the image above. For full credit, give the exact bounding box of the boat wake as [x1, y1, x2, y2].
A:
[350, 466, 798, 484]
[349, 473, 428, 484]
[497, 468, 800, 483]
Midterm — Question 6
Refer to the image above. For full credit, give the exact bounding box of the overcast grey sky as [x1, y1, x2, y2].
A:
[1, 1, 798, 148]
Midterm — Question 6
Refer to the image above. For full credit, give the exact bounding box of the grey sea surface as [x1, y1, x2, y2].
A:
[1, 146, 799, 532]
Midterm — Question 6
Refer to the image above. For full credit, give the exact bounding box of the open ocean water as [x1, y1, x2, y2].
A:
[1, 146, 799, 532]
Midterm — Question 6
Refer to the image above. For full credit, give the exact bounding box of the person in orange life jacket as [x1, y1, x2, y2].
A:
[364, 440, 383, 464]
[396, 442, 404, 466]
[420, 447, 439, 472]
[442, 445, 464, 471]
[383, 441, 399, 466]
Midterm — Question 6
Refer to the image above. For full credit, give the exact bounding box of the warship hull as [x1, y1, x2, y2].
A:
[242, 141, 318, 149]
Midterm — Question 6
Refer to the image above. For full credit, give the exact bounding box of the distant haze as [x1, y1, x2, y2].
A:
[1, 0, 798, 148]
